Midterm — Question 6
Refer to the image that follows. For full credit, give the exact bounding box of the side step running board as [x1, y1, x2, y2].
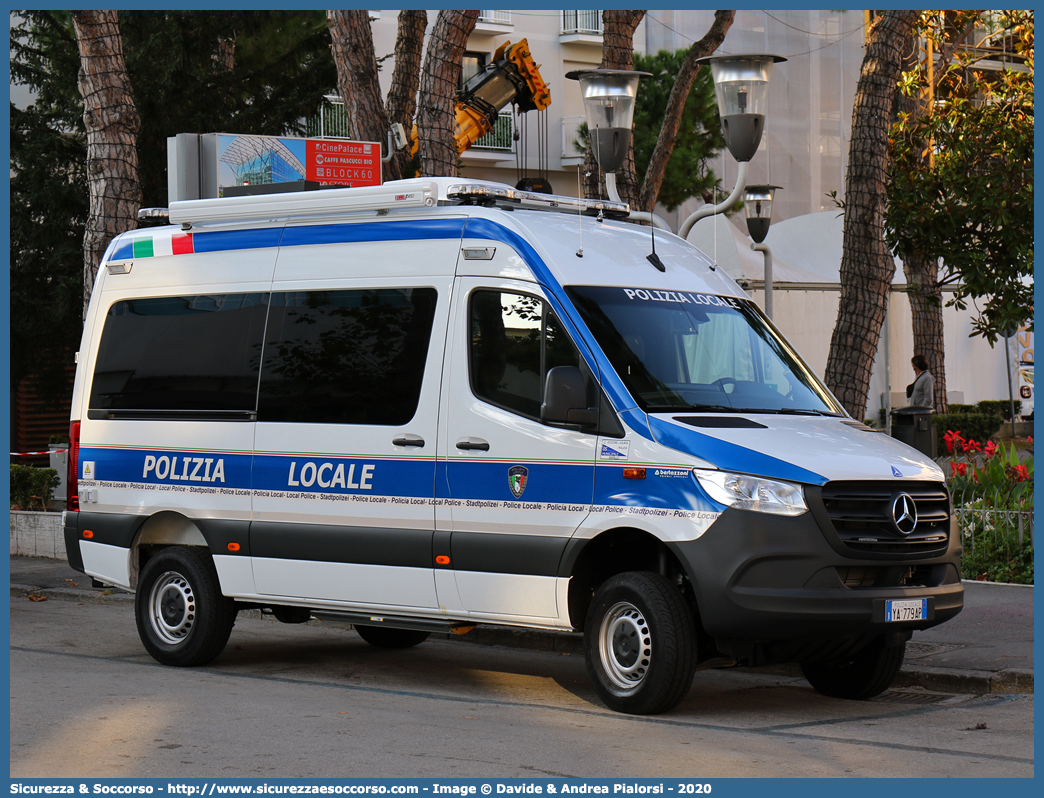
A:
[312, 610, 476, 636]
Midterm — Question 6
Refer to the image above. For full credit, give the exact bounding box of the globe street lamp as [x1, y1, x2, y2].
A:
[565, 69, 669, 230]
[744, 184, 780, 319]
[679, 54, 786, 239]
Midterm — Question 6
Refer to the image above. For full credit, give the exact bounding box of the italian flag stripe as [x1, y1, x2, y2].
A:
[127, 232, 195, 259]
[152, 234, 174, 258]
[172, 232, 194, 254]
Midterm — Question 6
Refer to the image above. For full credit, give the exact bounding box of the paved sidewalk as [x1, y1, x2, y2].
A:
[8, 554, 1033, 695]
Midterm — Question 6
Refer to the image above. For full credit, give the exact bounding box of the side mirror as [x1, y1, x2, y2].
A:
[542, 366, 598, 427]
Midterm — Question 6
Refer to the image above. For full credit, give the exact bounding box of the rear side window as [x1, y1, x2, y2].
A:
[89, 294, 269, 413]
[469, 289, 583, 420]
[257, 288, 437, 425]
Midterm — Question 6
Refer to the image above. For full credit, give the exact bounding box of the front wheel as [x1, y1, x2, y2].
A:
[584, 572, 696, 715]
[135, 546, 237, 667]
[801, 638, 906, 700]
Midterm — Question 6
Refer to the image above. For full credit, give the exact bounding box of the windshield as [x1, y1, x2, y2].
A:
[567, 286, 843, 415]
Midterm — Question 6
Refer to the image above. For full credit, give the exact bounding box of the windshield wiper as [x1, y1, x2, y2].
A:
[686, 404, 746, 413]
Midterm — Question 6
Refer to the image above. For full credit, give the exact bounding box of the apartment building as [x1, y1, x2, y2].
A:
[367, 9, 866, 225]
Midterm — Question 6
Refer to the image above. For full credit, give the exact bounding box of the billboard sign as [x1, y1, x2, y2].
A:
[307, 139, 381, 186]
[166, 133, 381, 201]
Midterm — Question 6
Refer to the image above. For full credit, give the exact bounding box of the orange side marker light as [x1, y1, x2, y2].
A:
[436, 555, 451, 565]
[622, 468, 647, 480]
[227, 542, 241, 552]
[82, 530, 94, 539]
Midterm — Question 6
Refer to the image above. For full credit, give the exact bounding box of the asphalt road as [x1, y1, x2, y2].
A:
[10, 597, 1034, 779]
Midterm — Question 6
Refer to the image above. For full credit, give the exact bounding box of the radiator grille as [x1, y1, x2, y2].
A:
[820, 481, 950, 554]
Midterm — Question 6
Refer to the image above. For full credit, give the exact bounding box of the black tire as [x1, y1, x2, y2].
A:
[801, 638, 906, 700]
[584, 571, 697, 715]
[354, 625, 429, 649]
[135, 546, 237, 667]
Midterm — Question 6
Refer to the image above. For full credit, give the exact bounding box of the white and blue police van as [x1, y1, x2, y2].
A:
[64, 178, 963, 714]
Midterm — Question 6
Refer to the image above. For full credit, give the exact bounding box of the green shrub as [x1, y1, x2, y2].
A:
[10, 464, 60, 510]
[946, 403, 976, 414]
[933, 412, 1005, 451]
[976, 399, 1021, 421]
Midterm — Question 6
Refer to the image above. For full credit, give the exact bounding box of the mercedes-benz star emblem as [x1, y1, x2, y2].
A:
[891, 493, 918, 535]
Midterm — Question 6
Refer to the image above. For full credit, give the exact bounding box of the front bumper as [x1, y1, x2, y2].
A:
[669, 504, 964, 642]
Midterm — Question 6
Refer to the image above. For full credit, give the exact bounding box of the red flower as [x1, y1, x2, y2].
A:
[944, 430, 964, 454]
[1012, 465, 1029, 482]
[985, 440, 999, 459]
[964, 439, 982, 453]
[950, 461, 968, 477]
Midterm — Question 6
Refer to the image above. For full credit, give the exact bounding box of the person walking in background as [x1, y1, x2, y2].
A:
[907, 354, 935, 410]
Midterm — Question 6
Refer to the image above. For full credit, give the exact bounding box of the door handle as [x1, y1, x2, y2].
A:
[456, 437, 490, 452]
[392, 435, 425, 448]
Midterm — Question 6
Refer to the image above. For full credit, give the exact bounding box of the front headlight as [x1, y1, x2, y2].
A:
[693, 469, 807, 516]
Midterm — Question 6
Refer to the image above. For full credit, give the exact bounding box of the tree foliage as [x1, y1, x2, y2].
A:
[887, 11, 1034, 343]
[10, 11, 88, 397]
[10, 10, 336, 399]
[120, 11, 335, 207]
[631, 49, 726, 212]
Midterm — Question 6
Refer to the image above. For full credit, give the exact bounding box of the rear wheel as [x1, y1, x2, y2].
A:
[354, 625, 429, 649]
[135, 546, 237, 666]
[584, 571, 696, 715]
[801, 638, 906, 700]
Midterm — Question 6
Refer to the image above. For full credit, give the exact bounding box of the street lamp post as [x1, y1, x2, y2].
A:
[744, 184, 780, 319]
[566, 69, 647, 201]
[678, 54, 785, 240]
[566, 69, 670, 230]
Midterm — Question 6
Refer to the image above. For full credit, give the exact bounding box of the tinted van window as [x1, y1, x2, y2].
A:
[469, 289, 582, 420]
[89, 294, 269, 413]
[258, 288, 437, 425]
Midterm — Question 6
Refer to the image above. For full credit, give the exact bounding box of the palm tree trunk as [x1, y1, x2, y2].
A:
[328, 10, 399, 181]
[824, 10, 918, 420]
[904, 254, 948, 413]
[386, 10, 427, 179]
[417, 10, 479, 177]
[71, 10, 141, 319]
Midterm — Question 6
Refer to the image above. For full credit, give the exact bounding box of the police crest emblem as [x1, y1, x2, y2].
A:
[508, 465, 529, 498]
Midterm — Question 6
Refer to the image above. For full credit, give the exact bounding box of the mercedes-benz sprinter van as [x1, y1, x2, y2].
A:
[64, 178, 963, 714]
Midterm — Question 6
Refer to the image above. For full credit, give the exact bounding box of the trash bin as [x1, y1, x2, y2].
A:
[890, 407, 937, 459]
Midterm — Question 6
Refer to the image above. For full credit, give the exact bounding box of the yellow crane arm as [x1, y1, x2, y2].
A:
[410, 39, 551, 157]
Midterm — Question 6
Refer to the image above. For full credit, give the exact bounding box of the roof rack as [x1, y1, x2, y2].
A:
[168, 182, 440, 225]
[446, 183, 630, 216]
[164, 177, 630, 226]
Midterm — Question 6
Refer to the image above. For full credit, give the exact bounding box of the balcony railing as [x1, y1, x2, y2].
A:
[562, 10, 603, 35]
[307, 98, 512, 154]
[306, 95, 351, 139]
[472, 111, 514, 152]
[561, 115, 586, 158]
[478, 10, 512, 25]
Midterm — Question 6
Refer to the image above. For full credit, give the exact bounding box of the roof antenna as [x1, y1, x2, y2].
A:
[576, 166, 585, 258]
[647, 219, 665, 272]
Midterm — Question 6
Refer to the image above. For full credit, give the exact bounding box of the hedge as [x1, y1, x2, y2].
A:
[10, 464, 60, 511]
